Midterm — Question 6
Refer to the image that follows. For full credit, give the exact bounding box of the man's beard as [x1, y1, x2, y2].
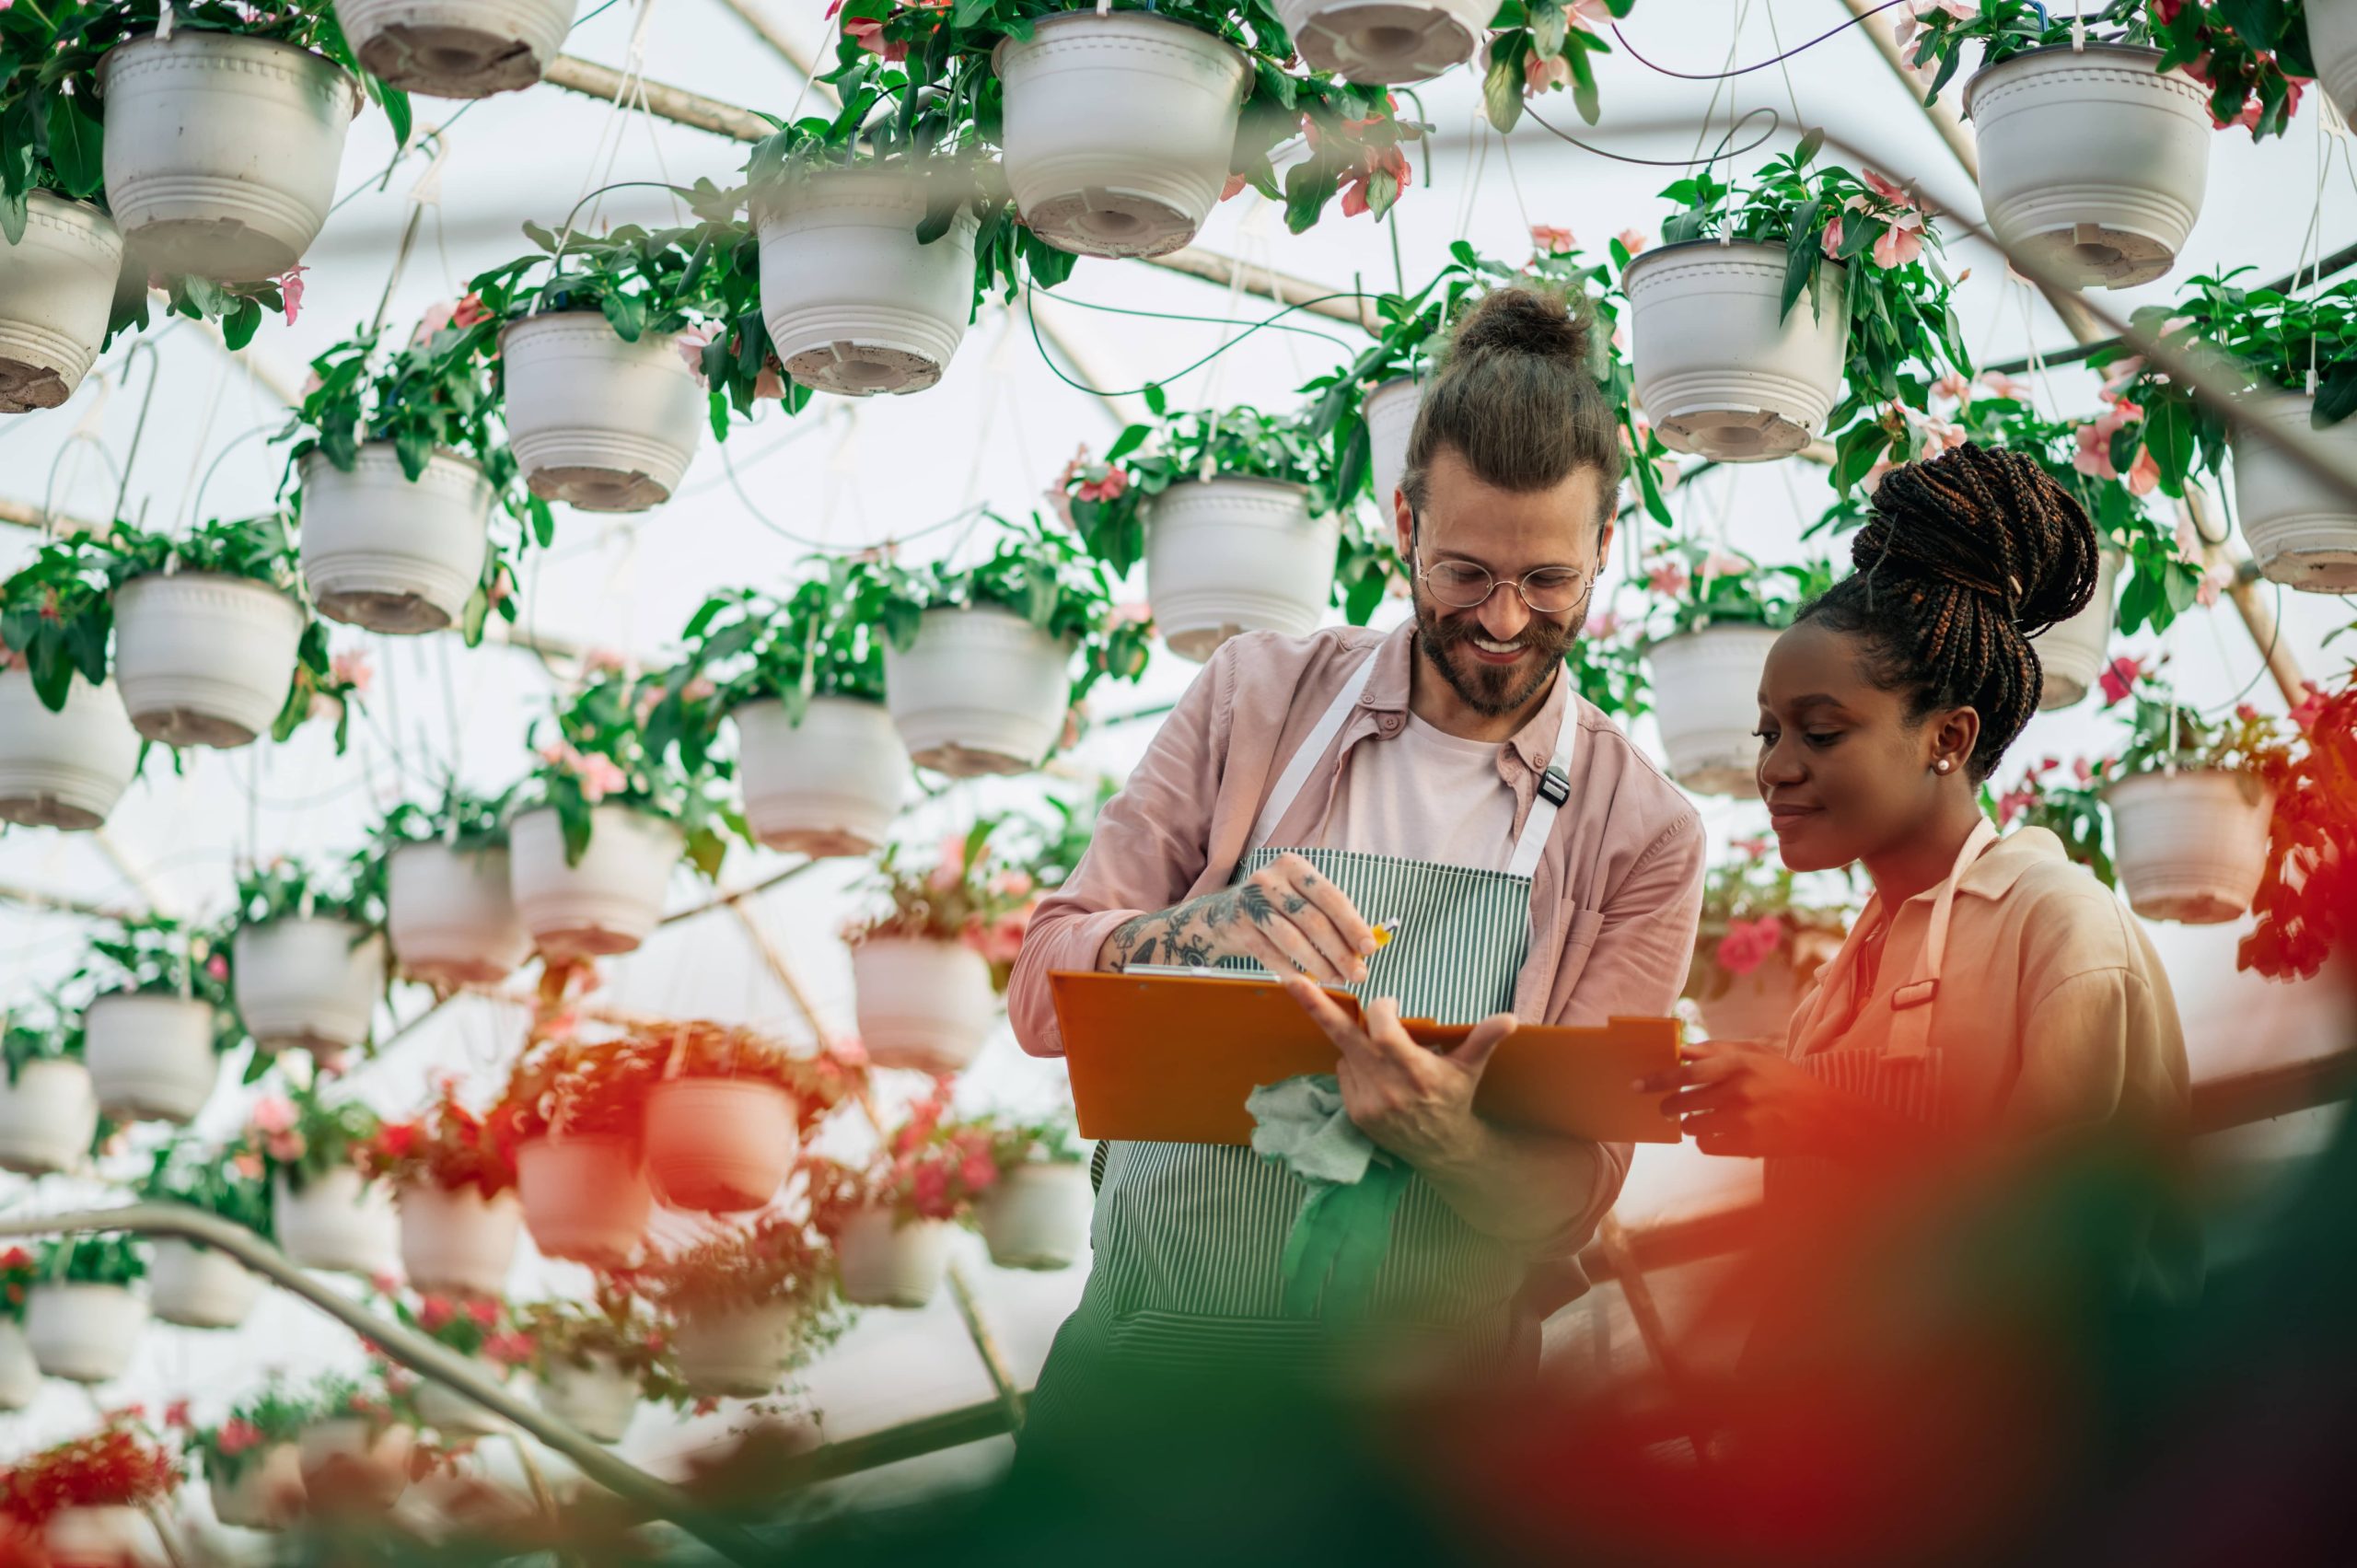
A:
[1411, 586, 1577, 717]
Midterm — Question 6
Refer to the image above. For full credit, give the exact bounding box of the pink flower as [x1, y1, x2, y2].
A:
[2098, 656, 2142, 708]
[2289, 680, 2328, 731]
[464, 1298, 499, 1328]
[911, 1163, 950, 1216]
[1585, 609, 1622, 640]
[575, 753, 626, 802]
[263, 1131, 305, 1164]
[844, 13, 904, 59]
[249, 1094, 297, 1135]
[278, 264, 308, 326]
[2073, 758, 2095, 784]
[1109, 599, 1153, 630]
[1872, 209, 1924, 269]
[1996, 787, 2037, 828]
[218, 1420, 262, 1458]
[986, 868, 1034, 900]
[1525, 50, 1573, 93]
[582, 646, 629, 676]
[959, 1154, 998, 1192]
[483, 1331, 535, 1366]
[1616, 228, 1650, 256]
[1860, 168, 1918, 211]
[1820, 210, 1846, 260]
[2073, 423, 2121, 482]
[331, 649, 373, 696]
[1932, 371, 1971, 404]
[755, 357, 788, 401]
[1700, 551, 1750, 580]
[1732, 834, 1773, 861]
[232, 1149, 263, 1179]
[2127, 447, 2162, 496]
[682, 676, 716, 703]
[929, 832, 970, 892]
[675, 324, 716, 384]
[419, 1296, 457, 1331]
[205, 952, 228, 981]
[451, 293, 491, 330]
[1645, 560, 1689, 598]
[1337, 144, 1412, 221]
[165, 1400, 191, 1430]
[1220, 172, 1250, 203]
[1530, 224, 1575, 256]
[412, 301, 457, 345]
[976, 911, 1029, 966]
[1922, 415, 1968, 454]
[2236, 703, 2261, 724]
[1714, 915, 1787, 977]
[1979, 371, 2032, 402]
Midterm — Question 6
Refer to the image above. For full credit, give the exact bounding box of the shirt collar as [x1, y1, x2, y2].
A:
[1360, 620, 1573, 776]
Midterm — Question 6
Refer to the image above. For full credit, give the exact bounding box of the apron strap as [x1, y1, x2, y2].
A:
[1504, 706, 1578, 881]
[1247, 652, 1380, 853]
[1884, 817, 1998, 1063]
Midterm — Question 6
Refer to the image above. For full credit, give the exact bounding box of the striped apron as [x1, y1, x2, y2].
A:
[1025, 653, 1578, 1434]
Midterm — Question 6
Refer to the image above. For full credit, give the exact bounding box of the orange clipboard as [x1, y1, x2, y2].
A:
[1050, 969, 1685, 1146]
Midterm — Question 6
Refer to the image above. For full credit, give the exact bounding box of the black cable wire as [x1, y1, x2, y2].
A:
[1608, 1, 1915, 80]
[1517, 101, 1784, 168]
[1024, 277, 1384, 400]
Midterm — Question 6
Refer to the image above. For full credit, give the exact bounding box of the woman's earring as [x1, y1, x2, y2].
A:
[1934, 759, 1954, 774]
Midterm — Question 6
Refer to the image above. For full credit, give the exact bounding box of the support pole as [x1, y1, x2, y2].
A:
[946, 1263, 1028, 1436]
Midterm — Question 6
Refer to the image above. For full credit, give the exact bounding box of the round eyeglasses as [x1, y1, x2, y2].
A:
[1414, 553, 1595, 615]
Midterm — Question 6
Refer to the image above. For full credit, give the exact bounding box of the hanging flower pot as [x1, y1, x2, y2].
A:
[671, 1300, 809, 1400]
[1274, 0, 1491, 82]
[24, 1281, 147, 1382]
[735, 695, 908, 857]
[0, 1319, 39, 1411]
[233, 918, 385, 1060]
[976, 1159, 1092, 1271]
[2316, 1, 2357, 126]
[146, 1240, 261, 1330]
[210, 1442, 304, 1531]
[110, 573, 305, 749]
[755, 168, 981, 397]
[883, 606, 1073, 776]
[1691, 948, 1804, 1045]
[44, 1505, 162, 1568]
[851, 937, 997, 1074]
[1146, 479, 1342, 662]
[499, 313, 704, 512]
[298, 447, 493, 634]
[834, 1208, 951, 1308]
[1643, 625, 1781, 796]
[335, 0, 577, 98]
[2233, 395, 2357, 593]
[508, 805, 682, 959]
[387, 841, 531, 987]
[2103, 770, 2276, 924]
[538, 1353, 638, 1444]
[296, 1420, 412, 1513]
[414, 1378, 508, 1438]
[515, 1135, 651, 1267]
[993, 11, 1249, 260]
[1624, 242, 1849, 462]
[1362, 376, 1422, 516]
[0, 669, 142, 831]
[1964, 44, 2211, 291]
[397, 1183, 521, 1298]
[2030, 550, 2123, 709]
[0, 194, 124, 415]
[99, 29, 360, 282]
[0, 1059, 99, 1176]
[273, 1169, 400, 1276]
[83, 993, 220, 1124]
[644, 1078, 797, 1214]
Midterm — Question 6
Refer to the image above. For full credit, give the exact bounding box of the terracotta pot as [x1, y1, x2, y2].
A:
[834, 1209, 950, 1307]
[515, 1135, 651, 1266]
[397, 1183, 521, 1297]
[644, 1077, 797, 1213]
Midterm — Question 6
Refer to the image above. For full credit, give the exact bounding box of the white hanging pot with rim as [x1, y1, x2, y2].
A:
[993, 11, 1248, 259]
[735, 695, 907, 856]
[387, 840, 532, 987]
[397, 1182, 522, 1298]
[415, 1376, 509, 1438]
[644, 1077, 798, 1213]
[515, 1135, 651, 1267]
[1644, 625, 1780, 796]
[499, 313, 704, 512]
[2315, 0, 2357, 126]
[0, 193, 123, 414]
[508, 805, 682, 958]
[210, 1441, 304, 1531]
[43, 1504, 162, 1568]
[83, 993, 220, 1124]
[99, 29, 359, 282]
[146, 1239, 261, 1330]
[299, 446, 493, 634]
[1362, 375, 1422, 517]
[1624, 242, 1849, 462]
[2232, 394, 2357, 592]
[0, 1059, 99, 1176]
[233, 918, 385, 1062]
[755, 167, 981, 397]
[1276, 0, 1492, 83]
[24, 1282, 147, 1383]
[1964, 43, 2211, 291]
[336, 0, 577, 98]
[671, 1299, 811, 1400]
[296, 1419, 412, 1513]
[0, 1319, 40, 1411]
[852, 936, 997, 1074]
[538, 1352, 639, 1443]
[835, 1208, 951, 1308]
[883, 605, 1072, 776]
[2103, 769, 2275, 924]
[111, 573, 305, 749]
[273, 1168, 400, 1276]
[977, 1159, 1092, 1270]
[2030, 549, 2122, 709]
[1147, 478, 1341, 662]
[0, 668, 142, 831]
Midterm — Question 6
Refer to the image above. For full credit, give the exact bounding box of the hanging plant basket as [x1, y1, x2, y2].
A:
[1692, 952, 1804, 1046]
[671, 1299, 808, 1400]
[336, 0, 577, 98]
[24, 1281, 147, 1383]
[273, 1169, 400, 1276]
[499, 313, 704, 512]
[976, 1160, 1092, 1271]
[0, 194, 124, 415]
[2030, 550, 2122, 709]
[44, 1505, 161, 1568]
[0, 669, 142, 832]
[1964, 43, 2211, 291]
[735, 695, 908, 857]
[1624, 242, 1848, 462]
[756, 169, 981, 397]
[111, 573, 305, 749]
[2233, 395, 2357, 593]
[210, 1442, 304, 1531]
[644, 1078, 797, 1214]
[1362, 376, 1422, 517]
[299, 447, 493, 634]
[146, 1239, 261, 1330]
[1275, 0, 1489, 82]
[509, 805, 682, 959]
[387, 841, 532, 988]
[83, 993, 219, 1124]
[232, 918, 385, 1062]
[515, 1135, 651, 1267]
[835, 1208, 951, 1308]
[0, 1320, 39, 1411]
[2316, 2, 2357, 126]
[2103, 770, 2275, 924]
[0, 1059, 99, 1176]
[993, 11, 1248, 260]
[851, 937, 996, 1074]
[1643, 625, 1781, 796]
[537, 1353, 637, 1444]
[883, 606, 1073, 776]
[414, 1378, 508, 1438]
[1146, 478, 1341, 662]
[296, 1420, 412, 1514]
[99, 30, 359, 282]
[396, 1183, 522, 1298]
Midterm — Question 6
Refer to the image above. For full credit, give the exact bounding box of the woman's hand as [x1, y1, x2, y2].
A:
[1634, 1038, 1847, 1159]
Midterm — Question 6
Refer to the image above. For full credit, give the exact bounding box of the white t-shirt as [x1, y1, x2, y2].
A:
[1318, 714, 1519, 872]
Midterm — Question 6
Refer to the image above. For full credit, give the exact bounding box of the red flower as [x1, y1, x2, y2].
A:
[450, 293, 491, 330]
[1713, 915, 1787, 977]
[2097, 656, 2142, 707]
[163, 1400, 191, 1431]
[464, 1297, 500, 1328]
[418, 1296, 457, 1332]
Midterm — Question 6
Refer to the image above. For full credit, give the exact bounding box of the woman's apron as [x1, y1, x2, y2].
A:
[1024, 653, 1578, 1434]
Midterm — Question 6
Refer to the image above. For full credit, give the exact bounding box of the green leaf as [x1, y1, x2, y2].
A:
[1483, 46, 1526, 134]
[45, 92, 103, 200]
[602, 289, 645, 343]
[1143, 382, 1167, 419]
[222, 296, 263, 351]
[2142, 398, 2196, 496]
[2314, 361, 2357, 428]
[375, 81, 413, 151]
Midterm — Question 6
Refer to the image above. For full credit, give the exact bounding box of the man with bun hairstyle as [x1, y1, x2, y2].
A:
[1008, 287, 1706, 1419]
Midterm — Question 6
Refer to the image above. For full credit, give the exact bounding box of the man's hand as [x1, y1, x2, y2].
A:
[1634, 1037, 1846, 1158]
[1284, 975, 1514, 1169]
[1098, 852, 1378, 986]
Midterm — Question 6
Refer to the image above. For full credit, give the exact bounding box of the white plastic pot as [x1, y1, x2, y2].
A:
[1644, 625, 1781, 796]
[210, 1442, 304, 1531]
[388, 840, 531, 987]
[1147, 478, 1341, 662]
[397, 1183, 521, 1297]
[2031, 550, 2122, 709]
[2233, 394, 2357, 592]
[644, 1078, 797, 1213]
[296, 1420, 412, 1513]
[1691, 950, 1804, 1046]
[147, 1239, 261, 1330]
[337, 0, 576, 98]
[299, 446, 493, 634]
[1363, 375, 1422, 519]
[25, 1282, 147, 1383]
[672, 1300, 809, 1400]
[515, 1136, 651, 1267]
[111, 573, 305, 749]
[1966, 44, 2211, 291]
[0, 1320, 39, 1411]
[852, 937, 997, 1074]
[500, 313, 704, 512]
[83, 993, 219, 1124]
[273, 1168, 400, 1277]
[2316, 0, 2357, 126]
[756, 169, 980, 397]
[2104, 770, 2276, 925]
[1277, 0, 1491, 82]
[99, 30, 358, 282]
[233, 918, 385, 1060]
[509, 805, 682, 958]
[1625, 242, 1849, 462]
[835, 1209, 951, 1308]
[993, 11, 1248, 259]
[0, 194, 123, 414]
[415, 1377, 508, 1438]
[735, 696, 908, 856]
[538, 1353, 638, 1444]
[977, 1160, 1092, 1271]
[0, 1059, 99, 1176]
[883, 606, 1073, 776]
[44, 1505, 161, 1568]
[0, 668, 142, 831]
